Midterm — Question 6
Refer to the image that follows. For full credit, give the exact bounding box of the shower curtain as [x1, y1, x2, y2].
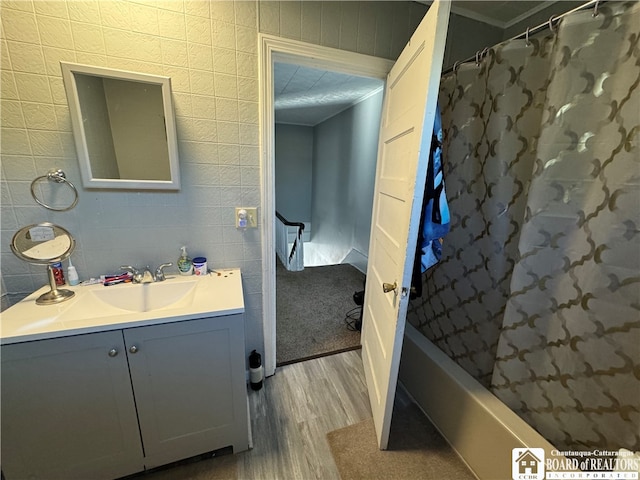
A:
[407, 1, 639, 452]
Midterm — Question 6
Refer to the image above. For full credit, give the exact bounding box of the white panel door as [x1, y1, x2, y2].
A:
[361, 0, 451, 450]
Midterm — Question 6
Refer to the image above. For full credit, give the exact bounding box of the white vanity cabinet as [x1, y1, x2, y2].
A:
[1, 315, 249, 480]
[126, 315, 249, 469]
[1, 330, 144, 479]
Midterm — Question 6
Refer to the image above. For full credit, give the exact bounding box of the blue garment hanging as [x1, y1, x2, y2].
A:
[418, 104, 450, 273]
[410, 103, 450, 299]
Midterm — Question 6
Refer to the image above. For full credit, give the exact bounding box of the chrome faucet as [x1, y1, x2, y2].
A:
[140, 266, 154, 284]
[120, 265, 143, 283]
[121, 263, 173, 283]
[154, 263, 173, 282]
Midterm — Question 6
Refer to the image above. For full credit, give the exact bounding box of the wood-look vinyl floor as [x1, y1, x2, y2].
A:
[140, 349, 472, 480]
[238, 350, 371, 479]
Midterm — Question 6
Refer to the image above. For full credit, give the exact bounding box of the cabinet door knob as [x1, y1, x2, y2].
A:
[129, 345, 139, 354]
[108, 348, 118, 357]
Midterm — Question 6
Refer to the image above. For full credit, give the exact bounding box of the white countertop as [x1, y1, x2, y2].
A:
[0, 269, 244, 345]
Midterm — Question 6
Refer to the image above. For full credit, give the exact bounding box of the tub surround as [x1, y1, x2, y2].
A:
[400, 323, 557, 479]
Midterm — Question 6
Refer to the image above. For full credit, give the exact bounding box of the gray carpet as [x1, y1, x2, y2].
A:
[276, 262, 364, 365]
[327, 389, 476, 480]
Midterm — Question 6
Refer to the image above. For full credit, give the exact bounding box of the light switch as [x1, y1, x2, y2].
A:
[236, 207, 258, 228]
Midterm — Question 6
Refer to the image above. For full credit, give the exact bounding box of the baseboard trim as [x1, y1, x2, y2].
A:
[341, 248, 368, 274]
[276, 345, 362, 368]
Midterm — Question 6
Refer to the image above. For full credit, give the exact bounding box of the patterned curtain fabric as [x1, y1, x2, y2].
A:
[407, 1, 639, 451]
[407, 35, 555, 387]
[491, 2, 640, 452]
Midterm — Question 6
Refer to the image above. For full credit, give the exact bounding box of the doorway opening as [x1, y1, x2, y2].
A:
[260, 35, 394, 375]
[273, 61, 383, 366]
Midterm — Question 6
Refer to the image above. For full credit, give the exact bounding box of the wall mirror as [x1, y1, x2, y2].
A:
[61, 62, 180, 190]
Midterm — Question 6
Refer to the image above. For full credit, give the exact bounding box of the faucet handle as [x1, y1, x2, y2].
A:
[154, 262, 173, 282]
[120, 265, 142, 283]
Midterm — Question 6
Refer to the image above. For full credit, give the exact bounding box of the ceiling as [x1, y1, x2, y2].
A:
[274, 1, 552, 126]
[274, 63, 384, 126]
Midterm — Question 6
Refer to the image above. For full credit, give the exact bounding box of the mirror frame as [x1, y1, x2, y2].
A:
[10, 222, 76, 265]
[61, 62, 181, 190]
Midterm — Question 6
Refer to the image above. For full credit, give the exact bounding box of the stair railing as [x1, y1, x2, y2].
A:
[275, 211, 305, 271]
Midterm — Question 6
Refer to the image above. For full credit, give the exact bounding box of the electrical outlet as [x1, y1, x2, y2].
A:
[236, 207, 258, 228]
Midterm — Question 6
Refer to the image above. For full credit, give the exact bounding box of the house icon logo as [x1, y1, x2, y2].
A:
[512, 448, 545, 480]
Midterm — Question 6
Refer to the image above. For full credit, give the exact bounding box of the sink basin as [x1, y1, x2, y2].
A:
[90, 279, 197, 312]
[1, 269, 246, 345]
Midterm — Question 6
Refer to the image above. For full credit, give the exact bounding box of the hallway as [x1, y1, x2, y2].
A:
[276, 261, 364, 365]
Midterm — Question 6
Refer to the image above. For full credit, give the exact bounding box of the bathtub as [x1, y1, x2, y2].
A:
[399, 323, 556, 479]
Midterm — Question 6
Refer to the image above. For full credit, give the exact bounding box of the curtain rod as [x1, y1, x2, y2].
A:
[442, 0, 606, 75]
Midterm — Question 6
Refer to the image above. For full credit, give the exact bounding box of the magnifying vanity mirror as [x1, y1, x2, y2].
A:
[61, 62, 180, 190]
[11, 223, 76, 305]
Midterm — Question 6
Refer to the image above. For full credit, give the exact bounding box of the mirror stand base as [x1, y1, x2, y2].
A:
[36, 288, 75, 305]
[36, 264, 75, 305]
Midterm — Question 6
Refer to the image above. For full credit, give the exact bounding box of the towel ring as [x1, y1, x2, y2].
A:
[30, 169, 79, 212]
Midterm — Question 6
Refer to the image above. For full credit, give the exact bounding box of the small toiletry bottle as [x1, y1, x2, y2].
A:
[193, 257, 207, 276]
[52, 262, 65, 286]
[67, 258, 79, 286]
[178, 246, 193, 276]
[249, 350, 263, 391]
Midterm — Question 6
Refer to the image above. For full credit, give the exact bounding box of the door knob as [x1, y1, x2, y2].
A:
[129, 345, 139, 354]
[382, 281, 397, 294]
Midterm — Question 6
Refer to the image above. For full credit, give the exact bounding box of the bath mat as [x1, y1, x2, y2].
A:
[327, 398, 475, 480]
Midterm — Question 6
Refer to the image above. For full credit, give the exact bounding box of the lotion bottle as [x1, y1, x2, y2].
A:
[178, 246, 193, 275]
[67, 257, 79, 286]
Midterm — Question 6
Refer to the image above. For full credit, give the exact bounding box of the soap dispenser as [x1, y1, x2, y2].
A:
[178, 246, 193, 276]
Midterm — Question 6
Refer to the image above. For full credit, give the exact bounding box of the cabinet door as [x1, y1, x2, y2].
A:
[1, 331, 145, 480]
[124, 316, 249, 468]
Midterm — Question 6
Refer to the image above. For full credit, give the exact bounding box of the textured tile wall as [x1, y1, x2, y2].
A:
[0, 0, 263, 353]
[258, 1, 428, 60]
[0, 0, 427, 356]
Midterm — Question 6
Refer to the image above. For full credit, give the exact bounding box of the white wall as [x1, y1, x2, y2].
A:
[0, 0, 428, 354]
[0, 0, 512, 351]
[274, 124, 313, 223]
[502, 1, 584, 40]
[442, 13, 503, 69]
[310, 90, 383, 266]
[0, 1, 263, 349]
